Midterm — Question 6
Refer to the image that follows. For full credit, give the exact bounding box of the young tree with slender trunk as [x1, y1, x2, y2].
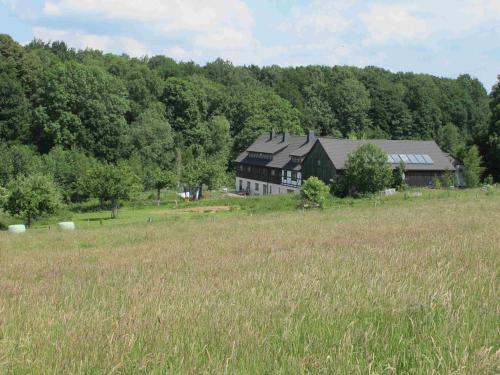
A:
[2, 174, 61, 227]
[83, 163, 140, 218]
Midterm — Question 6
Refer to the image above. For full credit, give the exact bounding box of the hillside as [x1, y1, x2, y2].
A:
[1, 34, 499, 187]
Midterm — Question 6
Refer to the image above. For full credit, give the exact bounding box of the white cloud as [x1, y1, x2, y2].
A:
[42, 0, 253, 33]
[33, 27, 150, 57]
[360, 0, 500, 45]
[360, 4, 427, 44]
[279, 0, 354, 36]
[43, 1, 62, 15]
[194, 28, 254, 50]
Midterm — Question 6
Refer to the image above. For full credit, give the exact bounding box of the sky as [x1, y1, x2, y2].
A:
[1, 0, 499, 91]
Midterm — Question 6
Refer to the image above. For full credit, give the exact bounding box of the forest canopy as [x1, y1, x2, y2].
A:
[1, 33, 499, 195]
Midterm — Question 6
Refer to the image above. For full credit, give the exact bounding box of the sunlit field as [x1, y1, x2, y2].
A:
[1, 191, 499, 374]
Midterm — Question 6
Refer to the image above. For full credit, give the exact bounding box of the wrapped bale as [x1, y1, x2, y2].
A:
[58, 221, 75, 231]
[8, 224, 26, 234]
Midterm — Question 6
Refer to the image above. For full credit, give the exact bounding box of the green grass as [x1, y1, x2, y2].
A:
[0, 189, 499, 373]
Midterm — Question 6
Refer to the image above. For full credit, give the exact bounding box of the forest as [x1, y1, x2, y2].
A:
[1, 33, 499, 205]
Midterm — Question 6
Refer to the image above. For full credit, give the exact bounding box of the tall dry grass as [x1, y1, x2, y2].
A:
[1, 195, 499, 374]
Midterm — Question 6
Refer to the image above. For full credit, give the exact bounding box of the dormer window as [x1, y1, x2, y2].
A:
[291, 156, 304, 163]
[248, 151, 273, 160]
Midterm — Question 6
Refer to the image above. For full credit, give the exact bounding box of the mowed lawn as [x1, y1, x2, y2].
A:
[1, 195, 499, 374]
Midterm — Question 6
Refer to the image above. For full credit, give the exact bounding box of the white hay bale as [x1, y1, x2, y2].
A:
[58, 221, 75, 231]
[383, 188, 396, 196]
[8, 224, 26, 234]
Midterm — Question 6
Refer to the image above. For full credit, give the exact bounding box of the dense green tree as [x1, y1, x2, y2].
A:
[0, 66, 31, 142]
[330, 77, 371, 137]
[436, 123, 465, 156]
[486, 75, 500, 180]
[344, 144, 393, 195]
[42, 147, 96, 203]
[32, 61, 129, 159]
[2, 174, 61, 226]
[463, 145, 484, 188]
[129, 102, 175, 169]
[229, 85, 302, 152]
[400, 74, 442, 139]
[0, 144, 42, 186]
[83, 163, 140, 218]
[301, 93, 339, 136]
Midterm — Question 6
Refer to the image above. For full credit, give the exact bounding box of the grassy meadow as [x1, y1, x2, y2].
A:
[0, 189, 499, 373]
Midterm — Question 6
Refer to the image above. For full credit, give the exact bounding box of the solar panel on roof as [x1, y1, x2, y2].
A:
[399, 154, 410, 163]
[415, 154, 426, 163]
[422, 154, 433, 164]
[391, 154, 402, 163]
[407, 154, 418, 163]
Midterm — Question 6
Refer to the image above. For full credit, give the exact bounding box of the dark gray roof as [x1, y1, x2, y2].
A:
[247, 141, 288, 154]
[317, 138, 456, 171]
[235, 133, 314, 170]
[235, 133, 455, 172]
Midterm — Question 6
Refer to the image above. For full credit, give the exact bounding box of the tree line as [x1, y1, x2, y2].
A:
[1, 33, 499, 209]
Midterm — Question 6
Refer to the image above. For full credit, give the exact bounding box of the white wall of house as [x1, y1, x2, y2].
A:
[235, 177, 300, 195]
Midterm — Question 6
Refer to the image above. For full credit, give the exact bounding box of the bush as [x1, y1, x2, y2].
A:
[344, 144, 393, 196]
[463, 145, 484, 188]
[441, 169, 454, 188]
[432, 176, 442, 189]
[300, 176, 329, 208]
[392, 161, 406, 190]
[484, 175, 494, 185]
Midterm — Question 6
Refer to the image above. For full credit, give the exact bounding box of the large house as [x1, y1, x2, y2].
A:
[234, 131, 458, 195]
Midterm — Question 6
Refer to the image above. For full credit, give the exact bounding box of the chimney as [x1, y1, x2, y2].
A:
[307, 130, 315, 143]
[282, 131, 289, 142]
[269, 130, 275, 140]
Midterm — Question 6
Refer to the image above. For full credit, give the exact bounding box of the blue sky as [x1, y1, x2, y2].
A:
[1, 0, 499, 91]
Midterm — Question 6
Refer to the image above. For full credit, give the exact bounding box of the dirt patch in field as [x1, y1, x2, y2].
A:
[178, 206, 232, 213]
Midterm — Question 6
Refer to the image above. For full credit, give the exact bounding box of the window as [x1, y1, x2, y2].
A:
[255, 182, 259, 191]
[246, 181, 250, 191]
[271, 169, 275, 176]
[239, 179, 242, 191]
[291, 171, 297, 181]
[247, 166, 251, 172]
[239, 164, 243, 171]
[316, 159, 321, 166]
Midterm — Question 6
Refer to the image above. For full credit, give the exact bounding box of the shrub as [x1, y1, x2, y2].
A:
[344, 144, 392, 196]
[484, 175, 494, 185]
[463, 145, 484, 188]
[392, 161, 406, 190]
[441, 169, 454, 188]
[300, 177, 329, 208]
[432, 176, 442, 189]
